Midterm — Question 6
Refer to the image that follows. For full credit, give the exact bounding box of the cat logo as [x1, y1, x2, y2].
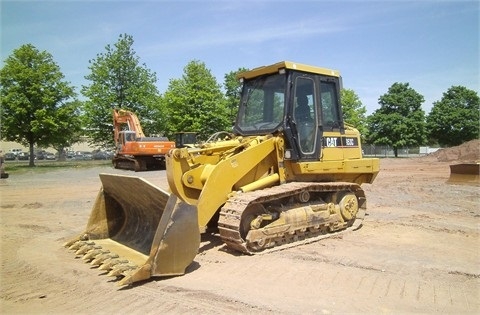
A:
[325, 137, 338, 147]
[323, 137, 359, 148]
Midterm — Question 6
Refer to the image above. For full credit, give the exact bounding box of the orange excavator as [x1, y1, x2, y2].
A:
[112, 109, 175, 171]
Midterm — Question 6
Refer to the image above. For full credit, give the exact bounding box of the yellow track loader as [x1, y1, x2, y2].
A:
[65, 61, 380, 286]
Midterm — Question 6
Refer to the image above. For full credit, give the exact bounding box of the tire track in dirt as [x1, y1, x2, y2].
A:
[287, 248, 479, 313]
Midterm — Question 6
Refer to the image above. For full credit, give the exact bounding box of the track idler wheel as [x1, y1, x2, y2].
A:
[338, 193, 359, 221]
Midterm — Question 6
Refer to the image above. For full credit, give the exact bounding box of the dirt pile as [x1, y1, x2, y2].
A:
[432, 139, 480, 162]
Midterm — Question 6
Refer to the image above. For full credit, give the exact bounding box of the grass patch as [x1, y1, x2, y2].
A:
[3, 160, 112, 174]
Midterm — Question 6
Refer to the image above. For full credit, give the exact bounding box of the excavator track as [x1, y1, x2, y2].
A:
[113, 156, 142, 171]
[218, 182, 366, 255]
[113, 156, 166, 172]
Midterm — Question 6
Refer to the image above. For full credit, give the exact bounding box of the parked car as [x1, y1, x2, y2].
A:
[83, 152, 93, 160]
[73, 152, 84, 160]
[45, 152, 56, 160]
[4, 152, 16, 161]
[9, 149, 22, 156]
[74, 151, 93, 160]
[17, 152, 29, 160]
[35, 151, 46, 160]
[92, 150, 113, 160]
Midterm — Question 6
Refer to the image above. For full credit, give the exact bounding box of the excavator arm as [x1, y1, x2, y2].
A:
[113, 108, 146, 144]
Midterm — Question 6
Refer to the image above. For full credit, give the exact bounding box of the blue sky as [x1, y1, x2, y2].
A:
[1, 0, 478, 114]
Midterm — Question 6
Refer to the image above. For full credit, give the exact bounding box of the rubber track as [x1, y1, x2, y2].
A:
[218, 182, 366, 255]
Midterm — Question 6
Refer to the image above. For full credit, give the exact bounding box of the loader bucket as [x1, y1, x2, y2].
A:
[448, 163, 480, 185]
[64, 174, 200, 286]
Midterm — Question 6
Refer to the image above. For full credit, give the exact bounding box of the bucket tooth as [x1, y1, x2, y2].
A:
[91, 253, 119, 266]
[99, 259, 129, 271]
[75, 244, 100, 256]
[107, 264, 137, 277]
[75, 246, 93, 256]
[117, 264, 152, 286]
[68, 240, 94, 251]
[63, 234, 89, 248]
[82, 249, 108, 261]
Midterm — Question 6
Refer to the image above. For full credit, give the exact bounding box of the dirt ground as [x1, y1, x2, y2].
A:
[1, 143, 479, 314]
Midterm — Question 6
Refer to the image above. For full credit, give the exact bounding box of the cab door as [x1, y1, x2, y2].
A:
[291, 74, 322, 160]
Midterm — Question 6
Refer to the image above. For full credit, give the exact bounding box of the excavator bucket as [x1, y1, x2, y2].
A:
[64, 174, 200, 286]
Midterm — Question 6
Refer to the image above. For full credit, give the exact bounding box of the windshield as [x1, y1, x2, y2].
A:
[235, 73, 285, 134]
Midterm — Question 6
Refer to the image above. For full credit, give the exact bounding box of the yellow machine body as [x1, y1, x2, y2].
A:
[65, 61, 379, 285]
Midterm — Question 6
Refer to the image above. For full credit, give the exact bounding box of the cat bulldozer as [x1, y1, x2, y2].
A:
[65, 61, 380, 286]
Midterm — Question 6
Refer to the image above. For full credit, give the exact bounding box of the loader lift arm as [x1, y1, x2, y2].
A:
[167, 135, 284, 232]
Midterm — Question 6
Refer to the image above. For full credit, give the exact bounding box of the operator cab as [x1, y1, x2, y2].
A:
[175, 132, 198, 148]
[119, 130, 136, 142]
[234, 61, 344, 161]
[117, 130, 136, 151]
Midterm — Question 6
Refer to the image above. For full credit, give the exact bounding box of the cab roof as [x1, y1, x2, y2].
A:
[237, 61, 340, 80]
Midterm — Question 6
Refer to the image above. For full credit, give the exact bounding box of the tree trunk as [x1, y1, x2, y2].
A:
[57, 146, 67, 161]
[28, 142, 35, 167]
[394, 147, 398, 158]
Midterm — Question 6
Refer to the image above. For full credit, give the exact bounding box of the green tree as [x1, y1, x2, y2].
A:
[0, 44, 77, 166]
[224, 67, 248, 124]
[81, 34, 162, 148]
[367, 82, 426, 157]
[340, 88, 368, 140]
[50, 100, 84, 160]
[426, 86, 479, 146]
[163, 60, 230, 140]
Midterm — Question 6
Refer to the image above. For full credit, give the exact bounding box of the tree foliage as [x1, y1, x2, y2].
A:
[162, 60, 230, 140]
[0, 44, 77, 166]
[81, 34, 161, 148]
[367, 82, 427, 157]
[340, 88, 368, 140]
[50, 100, 84, 160]
[224, 67, 248, 125]
[426, 86, 479, 147]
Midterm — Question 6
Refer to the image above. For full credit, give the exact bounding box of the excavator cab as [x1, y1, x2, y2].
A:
[116, 130, 136, 150]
